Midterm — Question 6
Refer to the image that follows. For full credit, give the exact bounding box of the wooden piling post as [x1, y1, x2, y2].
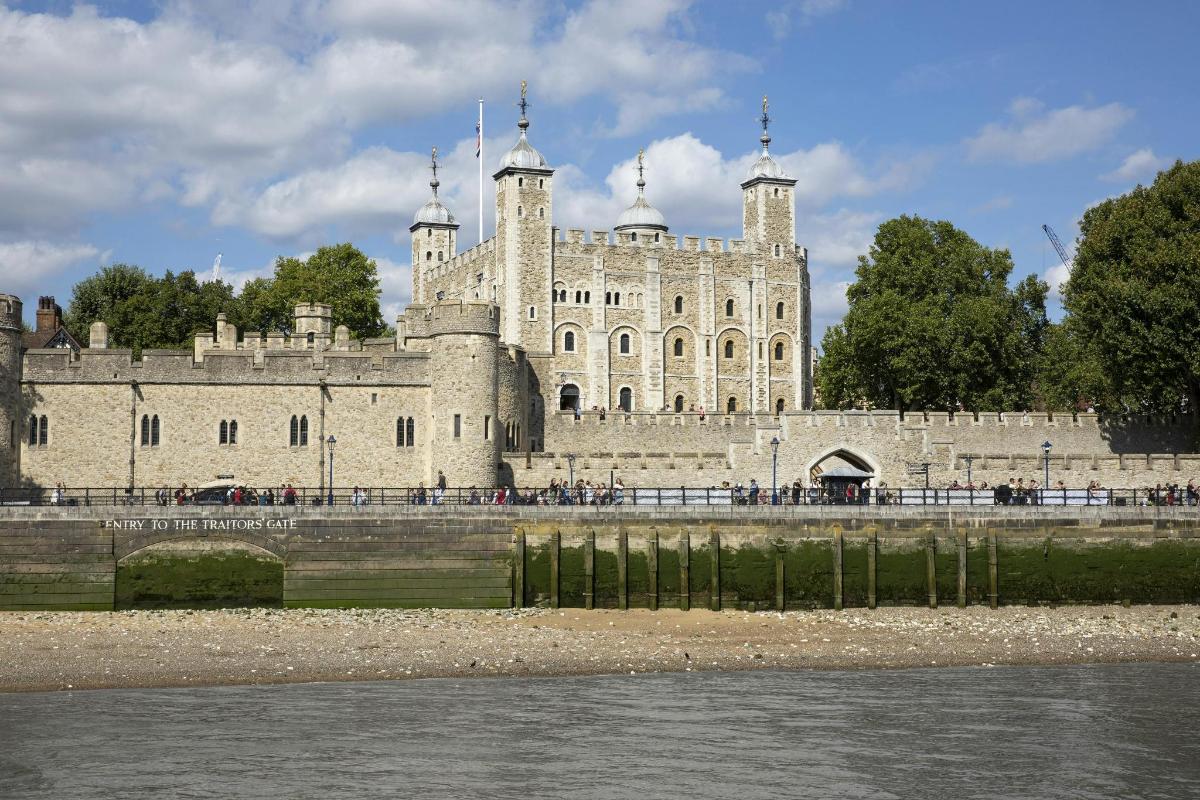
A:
[987, 529, 999, 609]
[925, 532, 937, 609]
[833, 527, 844, 611]
[648, 531, 659, 611]
[709, 530, 720, 611]
[679, 532, 690, 611]
[618, 530, 628, 611]
[867, 528, 877, 610]
[584, 531, 595, 610]
[775, 544, 785, 611]
[957, 528, 968, 608]
[514, 530, 525, 609]
[550, 531, 560, 609]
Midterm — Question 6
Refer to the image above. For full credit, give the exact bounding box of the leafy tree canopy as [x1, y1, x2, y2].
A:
[1060, 159, 1200, 427]
[817, 215, 1049, 411]
[236, 244, 385, 339]
[65, 265, 235, 357]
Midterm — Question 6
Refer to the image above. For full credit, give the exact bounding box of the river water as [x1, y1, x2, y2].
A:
[1, 663, 1197, 799]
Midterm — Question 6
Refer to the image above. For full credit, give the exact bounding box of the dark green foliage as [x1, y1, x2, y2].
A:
[818, 215, 1049, 411]
[1058, 160, 1200, 439]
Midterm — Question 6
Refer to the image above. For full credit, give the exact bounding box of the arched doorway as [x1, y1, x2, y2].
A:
[674, 394, 684, 412]
[807, 447, 879, 504]
[559, 384, 580, 412]
[618, 386, 633, 412]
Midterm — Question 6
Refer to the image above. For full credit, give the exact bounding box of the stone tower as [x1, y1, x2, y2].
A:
[428, 301, 500, 487]
[293, 303, 332, 349]
[494, 81, 554, 351]
[0, 293, 23, 486]
[741, 96, 797, 258]
[410, 147, 459, 305]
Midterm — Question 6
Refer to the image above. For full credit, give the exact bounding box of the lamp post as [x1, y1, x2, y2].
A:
[327, 435, 336, 506]
[963, 454, 974, 486]
[770, 436, 780, 505]
[1041, 440, 1052, 499]
[566, 453, 576, 502]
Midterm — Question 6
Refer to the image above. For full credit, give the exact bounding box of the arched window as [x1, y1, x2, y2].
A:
[228, 420, 237, 445]
[38, 416, 47, 446]
[307, 331, 314, 346]
[614, 292, 621, 305]
[141, 414, 150, 447]
[299, 415, 308, 446]
[539, 178, 544, 188]
[619, 333, 630, 354]
[427, 229, 432, 238]
[219, 420, 228, 445]
[725, 299, 734, 317]
[673, 337, 684, 357]
[584, 291, 590, 303]
[538, 207, 544, 219]
[405, 417, 415, 447]
[727, 397, 737, 413]
[774, 187, 779, 198]
[27, 415, 36, 446]
[518, 177, 524, 187]
[619, 387, 633, 412]
[605, 291, 612, 305]
[559, 384, 580, 411]
[517, 206, 523, 217]
[724, 340, 734, 359]
[396, 417, 405, 447]
[151, 415, 160, 447]
[674, 295, 683, 314]
[775, 341, 785, 360]
[564, 331, 575, 352]
[776, 397, 785, 414]
[437, 251, 443, 262]
[426, 251, 432, 261]
[528, 306, 536, 320]
[776, 301, 784, 320]
[631, 232, 638, 241]
[774, 244, 781, 257]
[655, 232, 661, 242]
[575, 290, 581, 303]
[674, 394, 684, 412]
[290, 415, 298, 446]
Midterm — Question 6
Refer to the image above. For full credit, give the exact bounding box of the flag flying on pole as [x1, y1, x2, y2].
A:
[475, 120, 481, 158]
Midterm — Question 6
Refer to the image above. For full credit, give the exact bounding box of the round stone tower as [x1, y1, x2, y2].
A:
[0, 293, 24, 486]
[428, 301, 500, 488]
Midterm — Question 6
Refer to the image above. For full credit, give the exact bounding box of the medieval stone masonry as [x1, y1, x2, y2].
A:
[1, 90, 1196, 492]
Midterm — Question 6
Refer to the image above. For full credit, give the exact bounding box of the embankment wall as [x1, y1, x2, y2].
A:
[1, 508, 1198, 611]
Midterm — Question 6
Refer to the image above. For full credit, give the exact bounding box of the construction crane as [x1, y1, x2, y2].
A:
[1041, 224, 1073, 271]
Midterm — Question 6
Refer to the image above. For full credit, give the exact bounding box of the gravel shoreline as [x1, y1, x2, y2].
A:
[1, 605, 1197, 693]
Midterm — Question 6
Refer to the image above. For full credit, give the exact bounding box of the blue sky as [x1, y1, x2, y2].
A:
[1, 0, 1196, 339]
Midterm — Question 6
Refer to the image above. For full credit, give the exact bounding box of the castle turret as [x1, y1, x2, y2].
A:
[428, 301, 500, 487]
[741, 96, 797, 257]
[293, 302, 332, 349]
[494, 81, 554, 351]
[614, 149, 668, 244]
[410, 146, 459, 305]
[0, 293, 23, 486]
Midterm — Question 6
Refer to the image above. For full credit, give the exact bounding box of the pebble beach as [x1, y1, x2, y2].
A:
[1, 605, 1197, 693]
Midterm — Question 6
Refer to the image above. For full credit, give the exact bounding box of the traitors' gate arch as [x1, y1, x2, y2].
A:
[805, 444, 881, 486]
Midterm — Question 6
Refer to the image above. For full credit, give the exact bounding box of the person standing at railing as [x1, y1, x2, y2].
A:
[748, 479, 760, 505]
[613, 477, 625, 505]
[1188, 479, 1198, 506]
[791, 478, 803, 505]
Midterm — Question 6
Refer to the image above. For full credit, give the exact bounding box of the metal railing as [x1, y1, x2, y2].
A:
[2, 485, 1198, 508]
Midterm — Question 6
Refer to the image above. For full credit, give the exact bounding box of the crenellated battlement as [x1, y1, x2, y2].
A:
[427, 300, 500, 337]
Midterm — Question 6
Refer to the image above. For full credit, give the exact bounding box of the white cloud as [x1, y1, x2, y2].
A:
[0, 240, 101, 299]
[374, 256, 413, 323]
[767, 0, 849, 39]
[971, 194, 1013, 214]
[965, 100, 1133, 164]
[1101, 148, 1170, 183]
[1044, 262, 1071, 301]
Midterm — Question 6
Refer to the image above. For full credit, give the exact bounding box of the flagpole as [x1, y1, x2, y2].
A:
[478, 98, 484, 245]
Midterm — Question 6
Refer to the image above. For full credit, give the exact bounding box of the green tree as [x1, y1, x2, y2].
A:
[1060, 159, 1200, 437]
[65, 266, 236, 357]
[817, 215, 1049, 411]
[236, 244, 385, 338]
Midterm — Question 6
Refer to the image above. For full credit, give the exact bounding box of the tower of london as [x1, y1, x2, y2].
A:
[1, 87, 1194, 495]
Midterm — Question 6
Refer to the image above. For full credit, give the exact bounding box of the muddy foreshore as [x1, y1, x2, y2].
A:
[1, 605, 1197, 692]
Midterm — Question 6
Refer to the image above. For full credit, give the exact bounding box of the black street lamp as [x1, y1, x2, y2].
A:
[1041, 440, 1052, 495]
[327, 435, 337, 506]
[770, 436, 780, 505]
[963, 454, 974, 486]
[566, 453, 576, 496]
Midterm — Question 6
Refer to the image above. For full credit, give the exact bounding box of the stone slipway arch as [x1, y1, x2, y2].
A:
[804, 443, 882, 481]
[115, 529, 288, 562]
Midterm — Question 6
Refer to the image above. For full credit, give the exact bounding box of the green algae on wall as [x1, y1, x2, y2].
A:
[115, 553, 283, 609]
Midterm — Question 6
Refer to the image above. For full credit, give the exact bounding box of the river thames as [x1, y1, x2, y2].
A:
[1, 662, 1197, 799]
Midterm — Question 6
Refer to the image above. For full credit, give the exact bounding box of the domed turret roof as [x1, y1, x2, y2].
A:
[614, 149, 667, 232]
[497, 81, 549, 172]
[743, 95, 792, 184]
[411, 146, 457, 228]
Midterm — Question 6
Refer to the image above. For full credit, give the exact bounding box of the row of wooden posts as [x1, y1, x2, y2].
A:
[512, 530, 1001, 611]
